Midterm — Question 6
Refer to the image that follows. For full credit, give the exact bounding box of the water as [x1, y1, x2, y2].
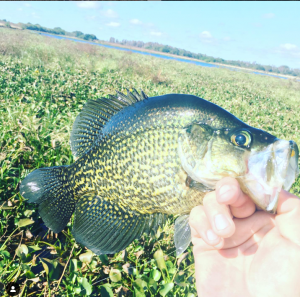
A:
[37, 32, 296, 81]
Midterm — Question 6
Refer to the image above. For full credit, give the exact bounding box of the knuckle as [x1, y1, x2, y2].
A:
[203, 191, 216, 206]
[189, 205, 205, 226]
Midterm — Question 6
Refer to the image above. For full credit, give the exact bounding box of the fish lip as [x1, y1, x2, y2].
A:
[283, 140, 299, 191]
[242, 139, 299, 213]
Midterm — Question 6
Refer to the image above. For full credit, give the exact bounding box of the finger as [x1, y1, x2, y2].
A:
[203, 191, 235, 238]
[275, 189, 300, 246]
[216, 177, 256, 218]
[189, 205, 223, 248]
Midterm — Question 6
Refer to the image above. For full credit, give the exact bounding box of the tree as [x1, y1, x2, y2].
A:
[73, 31, 84, 38]
[52, 27, 65, 35]
[83, 34, 98, 41]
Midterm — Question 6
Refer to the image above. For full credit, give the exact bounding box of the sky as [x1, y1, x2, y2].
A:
[0, 1, 299, 69]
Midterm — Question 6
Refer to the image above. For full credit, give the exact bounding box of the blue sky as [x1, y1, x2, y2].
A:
[1, 1, 299, 69]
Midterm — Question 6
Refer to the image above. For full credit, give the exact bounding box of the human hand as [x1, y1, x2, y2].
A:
[189, 177, 300, 297]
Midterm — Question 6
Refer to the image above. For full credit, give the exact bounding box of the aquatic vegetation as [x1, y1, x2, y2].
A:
[0, 28, 299, 296]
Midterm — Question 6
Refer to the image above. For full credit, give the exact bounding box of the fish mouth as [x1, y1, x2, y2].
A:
[240, 140, 299, 213]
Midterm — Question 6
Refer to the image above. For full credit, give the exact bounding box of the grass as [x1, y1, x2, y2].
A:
[0, 28, 300, 296]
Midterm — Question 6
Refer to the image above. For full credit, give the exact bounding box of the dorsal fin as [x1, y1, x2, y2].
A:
[70, 89, 148, 158]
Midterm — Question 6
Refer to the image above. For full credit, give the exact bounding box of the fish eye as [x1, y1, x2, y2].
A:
[231, 130, 251, 147]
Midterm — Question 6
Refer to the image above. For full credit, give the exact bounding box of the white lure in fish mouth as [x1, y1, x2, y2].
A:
[240, 140, 299, 213]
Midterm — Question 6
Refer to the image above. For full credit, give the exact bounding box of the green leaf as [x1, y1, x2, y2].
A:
[166, 261, 174, 270]
[79, 250, 93, 264]
[40, 258, 61, 280]
[100, 284, 114, 297]
[187, 293, 195, 297]
[28, 245, 42, 253]
[24, 209, 33, 217]
[133, 279, 147, 297]
[99, 254, 109, 265]
[0, 250, 10, 259]
[40, 258, 49, 275]
[148, 278, 158, 294]
[159, 282, 174, 296]
[18, 218, 34, 228]
[73, 287, 81, 294]
[109, 268, 121, 282]
[80, 277, 92, 296]
[69, 259, 78, 273]
[154, 250, 167, 271]
[16, 244, 28, 257]
[25, 270, 36, 279]
[174, 270, 187, 287]
[150, 269, 161, 281]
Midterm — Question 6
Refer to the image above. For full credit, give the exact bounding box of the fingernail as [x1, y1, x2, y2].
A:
[218, 185, 232, 201]
[215, 214, 229, 230]
[206, 229, 218, 241]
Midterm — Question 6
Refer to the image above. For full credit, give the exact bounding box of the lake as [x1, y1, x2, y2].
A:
[37, 32, 292, 81]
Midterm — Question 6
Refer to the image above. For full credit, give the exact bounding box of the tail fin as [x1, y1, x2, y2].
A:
[19, 166, 75, 233]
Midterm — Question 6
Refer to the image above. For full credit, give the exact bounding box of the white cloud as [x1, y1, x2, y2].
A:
[150, 31, 162, 36]
[200, 31, 214, 43]
[223, 36, 231, 42]
[24, 3, 31, 7]
[146, 23, 155, 27]
[263, 13, 275, 19]
[200, 31, 212, 39]
[17, 8, 23, 11]
[102, 9, 118, 18]
[86, 15, 97, 20]
[31, 12, 40, 19]
[280, 43, 297, 50]
[130, 19, 142, 25]
[76, 1, 100, 9]
[276, 43, 300, 61]
[106, 22, 120, 27]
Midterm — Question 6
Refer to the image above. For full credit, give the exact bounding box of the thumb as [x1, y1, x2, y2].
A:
[275, 190, 300, 246]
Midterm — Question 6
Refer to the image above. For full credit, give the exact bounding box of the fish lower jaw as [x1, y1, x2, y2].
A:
[242, 174, 283, 213]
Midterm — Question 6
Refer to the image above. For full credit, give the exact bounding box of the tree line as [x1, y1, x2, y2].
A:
[1, 19, 98, 41]
[109, 37, 300, 78]
[23, 23, 98, 41]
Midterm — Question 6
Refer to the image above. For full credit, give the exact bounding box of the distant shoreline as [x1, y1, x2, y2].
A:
[6, 28, 299, 80]
[99, 41, 298, 80]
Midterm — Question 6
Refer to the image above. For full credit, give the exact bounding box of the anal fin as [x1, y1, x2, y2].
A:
[174, 215, 192, 256]
[72, 194, 167, 255]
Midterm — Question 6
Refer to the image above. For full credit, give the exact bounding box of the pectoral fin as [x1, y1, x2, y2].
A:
[174, 214, 191, 256]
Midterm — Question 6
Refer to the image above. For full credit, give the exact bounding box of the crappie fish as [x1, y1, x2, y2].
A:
[20, 89, 299, 256]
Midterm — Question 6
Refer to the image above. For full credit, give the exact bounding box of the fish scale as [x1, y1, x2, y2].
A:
[20, 89, 299, 255]
[68, 126, 201, 215]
